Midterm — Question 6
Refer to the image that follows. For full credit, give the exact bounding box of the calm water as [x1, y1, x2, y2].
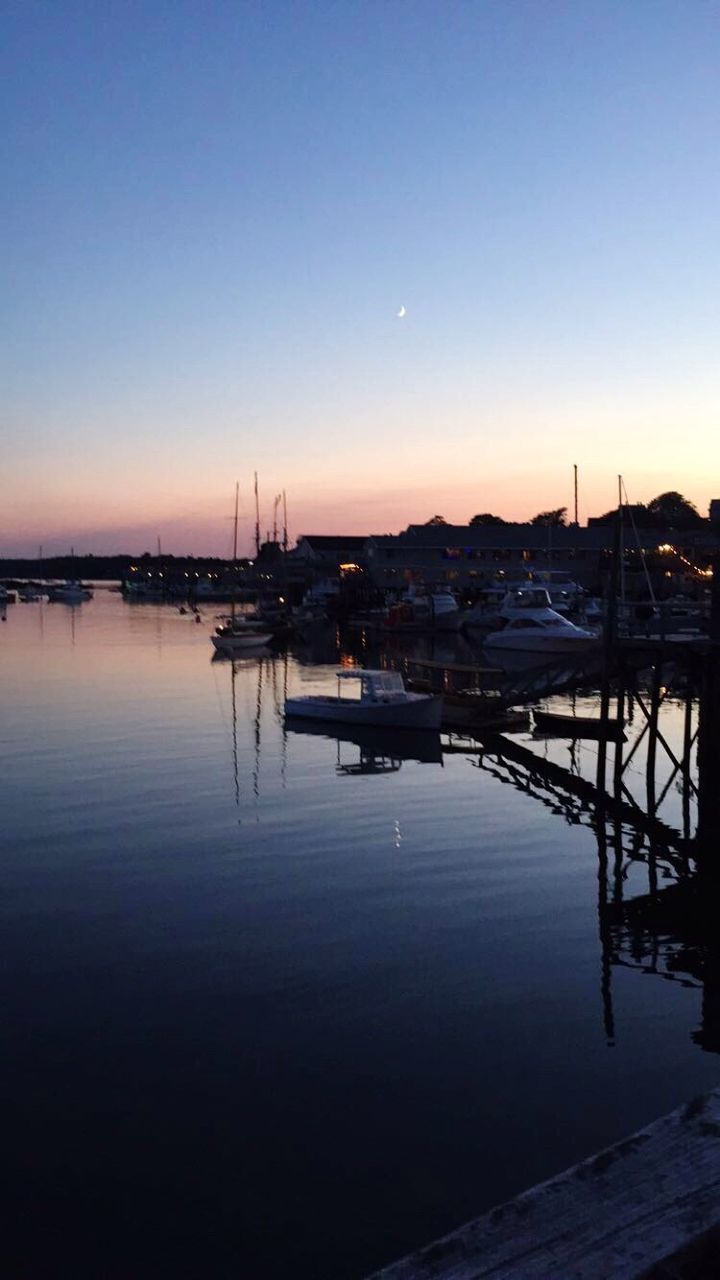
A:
[2, 593, 717, 1278]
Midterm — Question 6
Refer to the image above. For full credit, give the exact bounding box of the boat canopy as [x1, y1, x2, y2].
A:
[337, 669, 406, 694]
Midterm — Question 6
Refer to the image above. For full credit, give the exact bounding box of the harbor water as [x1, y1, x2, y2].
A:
[2, 592, 717, 1278]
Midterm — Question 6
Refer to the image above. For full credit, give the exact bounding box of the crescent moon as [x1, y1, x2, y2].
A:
[397, 305, 406, 318]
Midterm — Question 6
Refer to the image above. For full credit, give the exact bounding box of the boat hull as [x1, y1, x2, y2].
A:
[533, 710, 625, 741]
[47, 589, 92, 603]
[211, 632, 272, 653]
[484, 634, 599, 654]
[284, 694, 442, 730]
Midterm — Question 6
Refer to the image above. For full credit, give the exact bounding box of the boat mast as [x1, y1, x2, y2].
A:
[232, 480, 239, 621]
[282, 490, 288, 554]
[618, 474, 625, 605]
[254, 472, 261, 558]
[573, 463, 579, 526]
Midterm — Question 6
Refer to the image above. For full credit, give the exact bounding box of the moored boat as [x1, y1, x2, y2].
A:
[47, 580, 93, 603]
[210, 482, 273, 655]
[211, 618, 272, 653]
[285, 669, 442, 729]
[533, 709, 625, 740]
[483, 607, 599, 654]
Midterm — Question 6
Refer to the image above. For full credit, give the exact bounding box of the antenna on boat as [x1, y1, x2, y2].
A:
[254, 472, 261, 557]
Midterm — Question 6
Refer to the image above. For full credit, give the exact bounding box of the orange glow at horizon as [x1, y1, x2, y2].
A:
[2, 462, 718, 559]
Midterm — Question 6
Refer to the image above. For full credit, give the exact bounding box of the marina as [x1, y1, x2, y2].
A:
[2, 588, 719, 1277]
[6, 3, 720, 1273]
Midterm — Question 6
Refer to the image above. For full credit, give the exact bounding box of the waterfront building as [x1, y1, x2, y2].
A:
[291, 535, 368, 576]
[363, 522, 719, 595]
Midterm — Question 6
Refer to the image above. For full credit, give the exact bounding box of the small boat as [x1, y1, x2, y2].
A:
[391, 586, 460, 631]
[18, 582, 44, 601]
[285, 669, 443, 729]
[533, 709, 626, 741]
[484, 607, 599, 654]
[47, 580, 93, 603]
[211, 620, 272, 654]
[210, 482, 273, 655]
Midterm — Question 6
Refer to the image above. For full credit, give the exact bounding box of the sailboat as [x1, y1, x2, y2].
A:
[211, 483, 272, 655]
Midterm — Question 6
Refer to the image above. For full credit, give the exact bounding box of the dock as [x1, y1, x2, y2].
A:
[366, 1089, 720, 1279]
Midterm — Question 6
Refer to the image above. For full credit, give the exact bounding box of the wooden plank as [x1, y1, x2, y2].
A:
[366, 1090, 720, 1280]
[404, 658, 504, 675]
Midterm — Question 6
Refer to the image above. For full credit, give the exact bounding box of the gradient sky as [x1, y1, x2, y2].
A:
[3, 0, 720, 556]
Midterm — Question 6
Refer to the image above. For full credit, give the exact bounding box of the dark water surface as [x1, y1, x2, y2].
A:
[2, 594, 717, 1278]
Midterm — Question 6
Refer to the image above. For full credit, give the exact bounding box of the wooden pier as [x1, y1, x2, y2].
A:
[366, 1089, 720, 1279]
[367, 559, 720, 1279]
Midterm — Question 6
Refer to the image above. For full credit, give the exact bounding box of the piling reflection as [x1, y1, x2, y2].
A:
[214, 620, 720, 1055]
[458, 645, 720, 1056]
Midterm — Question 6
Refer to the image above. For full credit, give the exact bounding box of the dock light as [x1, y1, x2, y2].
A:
[657, 543, 673, 553]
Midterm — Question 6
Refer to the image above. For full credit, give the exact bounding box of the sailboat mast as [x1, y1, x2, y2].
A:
[231, 481, 239, 621]
[254, 472, 260, 557]
[618, 474, 625, 605]
[282, 490, 288, 554]
[573, 463, 578, 526]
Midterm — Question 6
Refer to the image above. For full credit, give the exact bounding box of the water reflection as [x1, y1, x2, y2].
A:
[456, 668, 720, 1057]
[4, 592, 720, 1280]
[286, 720, 444, 772]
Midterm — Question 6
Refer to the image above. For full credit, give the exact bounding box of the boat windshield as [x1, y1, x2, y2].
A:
[361, 672, 406, 698]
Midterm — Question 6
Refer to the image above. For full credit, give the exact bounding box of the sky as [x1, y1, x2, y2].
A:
[3, 0, 720, 557]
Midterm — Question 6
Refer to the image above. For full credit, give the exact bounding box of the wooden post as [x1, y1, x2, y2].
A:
[646, 662, 662, 819]
[683, 678, 693, 842]
[697, 554, 720, 865]
[597, 515, 620, 794]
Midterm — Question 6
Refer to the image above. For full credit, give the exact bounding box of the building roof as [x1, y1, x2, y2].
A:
[367, 524, 666, 550]
[296, 535, 368, 550]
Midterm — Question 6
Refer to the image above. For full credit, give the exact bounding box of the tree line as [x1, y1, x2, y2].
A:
[424, 491, 705, 532]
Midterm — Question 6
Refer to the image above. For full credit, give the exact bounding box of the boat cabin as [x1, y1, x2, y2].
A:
[338, 669, 408, 703]
[502, 613, 575, 632]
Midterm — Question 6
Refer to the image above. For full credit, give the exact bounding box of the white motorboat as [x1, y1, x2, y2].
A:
[47, 580, 93, 603]
[463, 586, 556, 629]
[285, 669, 443, 729]
[531, 571, 583, 616]
[483, 607, 599, 654]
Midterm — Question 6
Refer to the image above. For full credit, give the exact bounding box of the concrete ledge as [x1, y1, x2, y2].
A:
[366, 1089, 720, 1279]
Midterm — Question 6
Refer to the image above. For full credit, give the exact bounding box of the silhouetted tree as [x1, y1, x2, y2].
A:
[424, 515, 447, 525]
[469, 513, 505, 526]
[530, 506, 567, 527]
[593, 503, 648, 526]
[646, 491, 704, 531]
